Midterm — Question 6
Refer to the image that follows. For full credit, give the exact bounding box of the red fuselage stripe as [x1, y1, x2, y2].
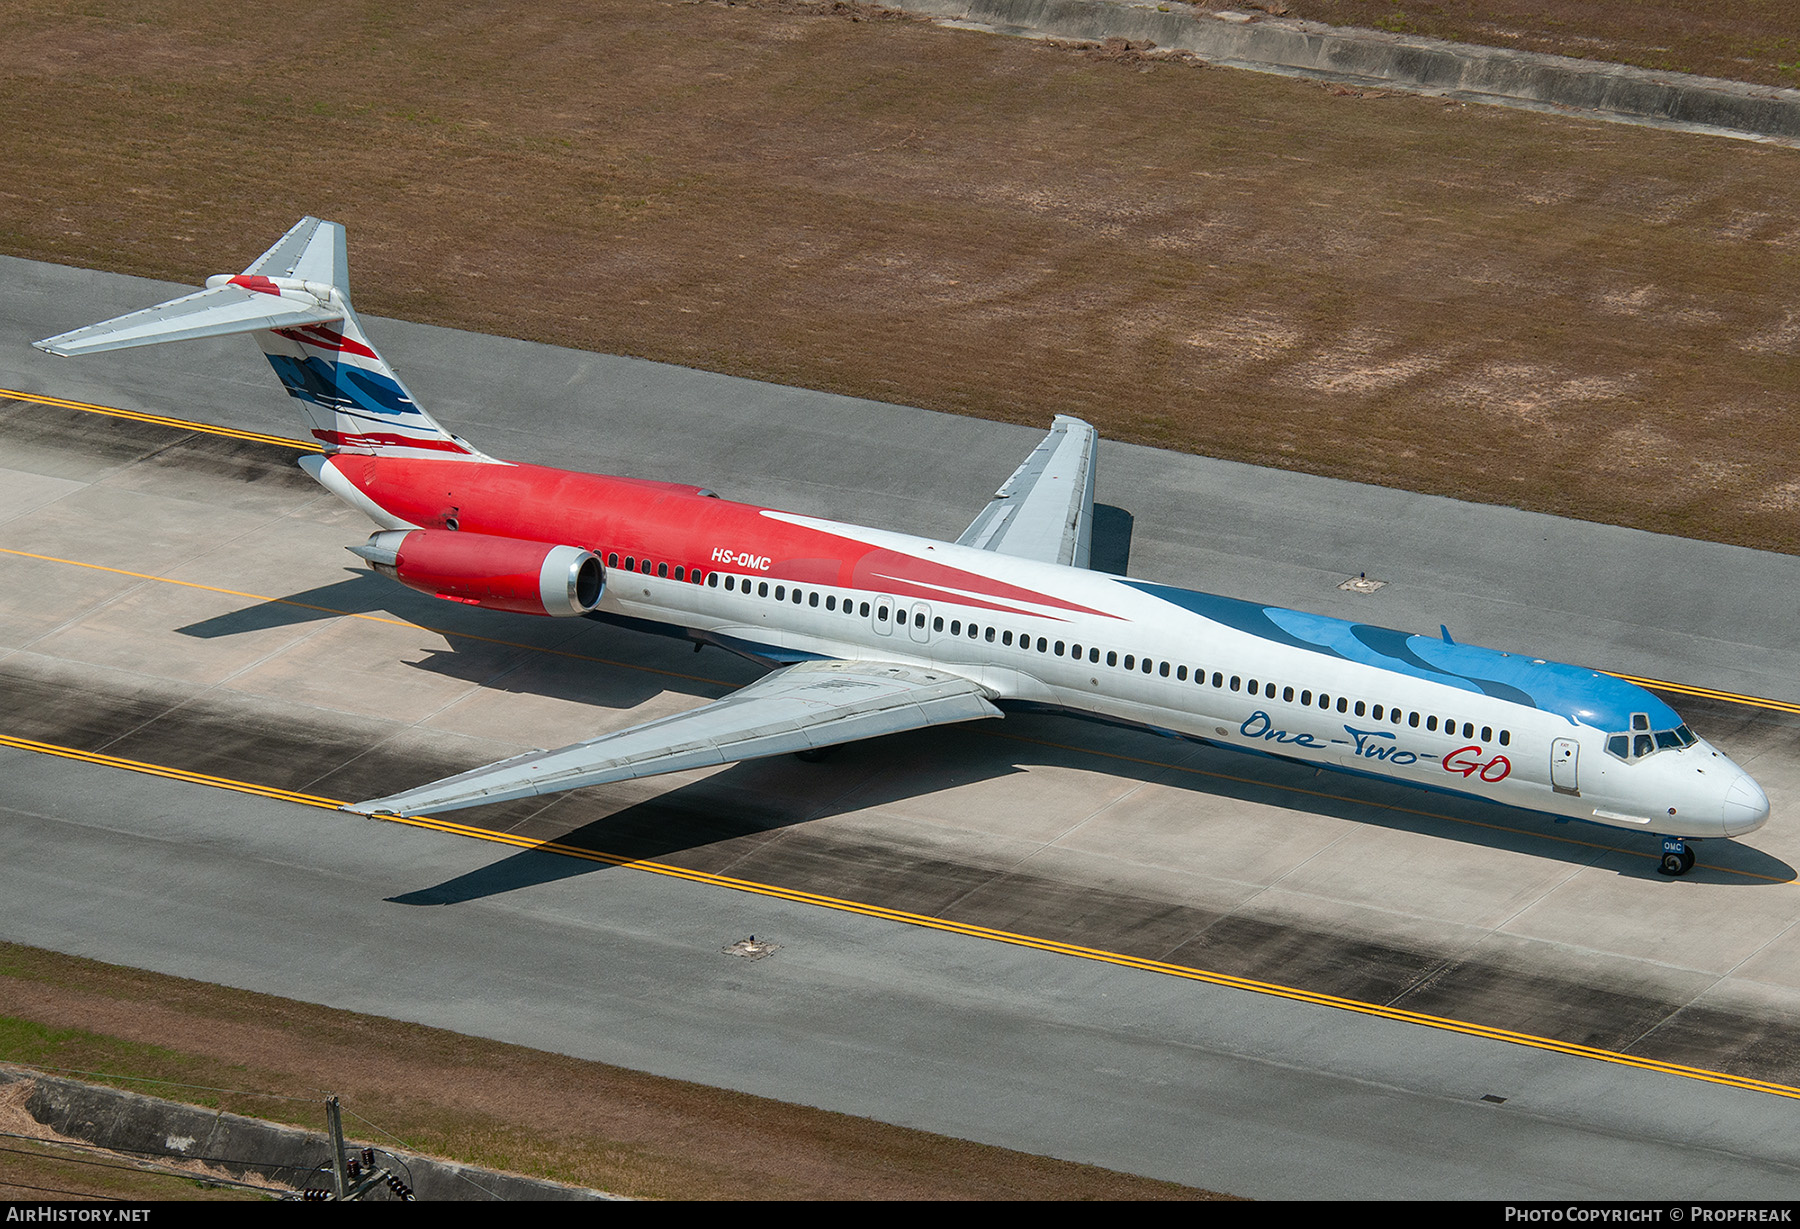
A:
[326, 454, 1118, 618]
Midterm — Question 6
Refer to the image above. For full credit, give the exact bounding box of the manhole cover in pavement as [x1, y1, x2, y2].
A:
[723, 936, 780, 960]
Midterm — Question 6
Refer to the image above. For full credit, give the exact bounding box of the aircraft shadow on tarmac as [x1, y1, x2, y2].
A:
[1089, 504, 1133, 576]
[175, 568, 749, 706]
[384, 711, 1796, 908]
[176, 570, 446, 640]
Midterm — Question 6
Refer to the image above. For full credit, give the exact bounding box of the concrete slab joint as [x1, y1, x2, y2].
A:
[899, 0, 1800, 144]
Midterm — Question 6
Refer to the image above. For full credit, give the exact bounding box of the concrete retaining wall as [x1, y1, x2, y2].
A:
[900, 0, 1800, 144]
[0, 1067, 616, 1201]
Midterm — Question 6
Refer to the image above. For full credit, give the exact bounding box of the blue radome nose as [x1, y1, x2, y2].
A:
[1722, 772, 1770, 836]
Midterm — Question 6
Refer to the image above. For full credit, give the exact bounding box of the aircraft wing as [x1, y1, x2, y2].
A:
[345, 659, 1001, 818]
[955, 414, 1098, 569]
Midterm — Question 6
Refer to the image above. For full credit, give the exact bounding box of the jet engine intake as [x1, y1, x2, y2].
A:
[350, 529, 603, 617]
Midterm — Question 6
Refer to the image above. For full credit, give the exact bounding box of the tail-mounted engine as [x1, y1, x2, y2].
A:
[350, 529, 604, 617]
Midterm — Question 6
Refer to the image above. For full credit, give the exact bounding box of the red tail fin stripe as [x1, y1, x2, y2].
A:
[275, 325, 380, 361]
[311, 429, 472, 454]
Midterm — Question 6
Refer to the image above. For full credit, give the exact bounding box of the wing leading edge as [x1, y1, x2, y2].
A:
[956, 414, 1098, 569]
[345, 660, 1001, 818]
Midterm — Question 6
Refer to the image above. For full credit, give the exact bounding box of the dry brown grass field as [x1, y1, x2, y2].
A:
[0, 943, 1212, 1200]
[1281, 0, 1800, 89]
[4, 2, 1799, 551]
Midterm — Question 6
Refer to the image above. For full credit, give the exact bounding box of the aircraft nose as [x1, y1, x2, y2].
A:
[1722, 772, 1770, 836]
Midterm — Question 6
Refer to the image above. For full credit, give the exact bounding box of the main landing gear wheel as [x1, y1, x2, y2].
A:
[1658, 845, 1697, 876]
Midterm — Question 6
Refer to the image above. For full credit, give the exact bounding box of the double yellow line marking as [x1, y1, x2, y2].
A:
[1608, 671, 1800, 717]
[0, 386, 319, 452]
[4, 727, 1799, 1103]
[9, 385, 1800, 1100]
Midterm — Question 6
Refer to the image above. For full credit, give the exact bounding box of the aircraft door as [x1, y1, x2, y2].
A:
[873, 595, 894, 636]
[909, 602, 932, 644]
[1551, 738, 1579, 795]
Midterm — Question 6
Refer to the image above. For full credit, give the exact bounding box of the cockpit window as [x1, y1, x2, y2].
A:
[1606, 720, 1697, 764]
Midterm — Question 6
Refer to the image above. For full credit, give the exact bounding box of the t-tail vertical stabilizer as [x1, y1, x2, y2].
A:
[33, 217, 488, 461]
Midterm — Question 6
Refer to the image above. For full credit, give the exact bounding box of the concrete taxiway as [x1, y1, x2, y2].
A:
[3, 255, 1800, 1196]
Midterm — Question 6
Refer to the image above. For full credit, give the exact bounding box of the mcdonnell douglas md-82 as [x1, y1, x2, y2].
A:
[34, 218, 1770, 876]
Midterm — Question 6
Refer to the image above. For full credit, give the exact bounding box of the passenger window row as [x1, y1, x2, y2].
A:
[605, 553, 705, 585]
[687, 572, 1513, 746]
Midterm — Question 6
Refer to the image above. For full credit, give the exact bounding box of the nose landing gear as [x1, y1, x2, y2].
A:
[1657, 835, 1696, 877]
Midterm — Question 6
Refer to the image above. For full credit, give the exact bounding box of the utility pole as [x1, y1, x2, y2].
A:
[301, 1094, 415, 1201]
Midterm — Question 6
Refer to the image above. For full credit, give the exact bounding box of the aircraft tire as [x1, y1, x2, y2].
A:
[1659, 850, 1689, 877]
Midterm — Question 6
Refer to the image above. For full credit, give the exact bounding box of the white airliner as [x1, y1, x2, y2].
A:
[34, 218, 1769, 876]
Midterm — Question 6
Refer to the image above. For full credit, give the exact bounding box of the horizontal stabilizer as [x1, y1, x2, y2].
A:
[33, 282, 343, 357]
[956, 414, 1098, 569]
[34, 217, 350, 357]
[345, 660, 1001, 817]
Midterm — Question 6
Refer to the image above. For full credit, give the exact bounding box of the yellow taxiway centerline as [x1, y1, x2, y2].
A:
[1, 726, 1796, 1105]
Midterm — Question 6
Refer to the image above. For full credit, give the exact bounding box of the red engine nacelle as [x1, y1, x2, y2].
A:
[351, 529, 604, 617]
